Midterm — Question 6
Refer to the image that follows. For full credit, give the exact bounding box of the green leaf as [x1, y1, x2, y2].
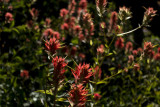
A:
[90, 40, 93, 46]
[106, 53, 113, 56]
[108, 67, 115, 71]
[89, 83, 94, 95]
[71, 38, 78, 45]
[35, 90, 53, 95]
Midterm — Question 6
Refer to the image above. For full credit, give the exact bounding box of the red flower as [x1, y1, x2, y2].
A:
[94, 93, 101, 101]
[68, 0, 76, 14]
[45, 37, 60, 54]
[43, 28, 54, 37]
[60, 8, 68, 18]
[137, 48, 143, 54]
[143, 7, 157, 25]
[97, 44, 104, 54]
[79, 0, 87, 10]
[134, 63, 140, 71]
[30, 8, 38, 19]
[144, 42, 153, 56]
[61, 23, 69, 30]
[74, 25, 82, 34]
[20, 70, 29, 79]
[93, 66, 102, 80]
[5, 12, 13, 23]
[128, 55, 134, 64]
[149, 50, 155, 59]
[68, 84, 88, 107]
[109, 11, 118, 32]
[70, 46, 77, 56]
[125, 42, 133, 52]
[53, 31, 60, 39]
[45, 18, 51, 27]
[154, 53, 160, 60]
[158, 47, 160, 53]
[115, 37, 124, 49]
[72, 63, 92, 84]
[96, 0, 107, 17]
[132, 50, 138, 56]
[79, 53, 86, 60]
[52, 56, 67, 81]
[78, 33, 85, 41]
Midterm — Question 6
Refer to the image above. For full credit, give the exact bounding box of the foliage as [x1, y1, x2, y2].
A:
[0, 0, 160, 107]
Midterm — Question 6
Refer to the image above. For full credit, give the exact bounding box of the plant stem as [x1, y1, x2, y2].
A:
[117, 25, 143, 36]
[53, 82, 58, 107]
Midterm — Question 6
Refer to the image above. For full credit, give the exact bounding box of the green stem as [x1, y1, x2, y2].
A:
[117, 25, 143, 36]
[53, 82, 58, 107]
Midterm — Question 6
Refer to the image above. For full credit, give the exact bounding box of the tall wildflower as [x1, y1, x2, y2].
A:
[157, 47, 160, 53]
[5, 12, 13, 23]
[154, 53, 160, 61]
[79, 0, 87, 10]
[134, 63, 140, 71]
[43, 28, 54, 37]
[83, 13, 94, 36]
[96, 0, 107, 17]
[115, 37, 124, 49]
[20, 70, 29, 79]
[94, 93, 101, 101]
[125, 42, 133, 53]
[30, 8, 38, 20]
[72, 63, 92, 84]
[93, 66, 102, 81]
[45, 37, 60, 55]
[143, 42, 153, 57]
[44, 18, 51, 27]
[52, 56, 67, 82]
[143, 7, 157, 26]
[118, 6, 132, 21]
[68, 84, 88, 107]
[109, 11, 118, 33]
[97, 44, 104, 54]
[60, 8, 69, 18]
[128, 55, 134, 64]
[68, 0, 76, 15]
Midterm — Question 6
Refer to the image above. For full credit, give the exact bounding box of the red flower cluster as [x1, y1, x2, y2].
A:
[128, 55, 134, 64]
[158, 47, 160, 53]
[60, 8, 68, 18]
[115, 37, 124, 49]
[109, 11, 118, 33]
[132, 50, 138, 56]
[52, 56, 67, 81]
[68, 84, 88, 107]
[79, 0, 87, 10]
[45, 37, 60, 55]
[143, 7, 157, 25]
[44, 18, 51, 27]
[30, 8, 38, 19]
[134, 63, 140, 71]
[143, 42, 153, 56]
[20, 70, 29, 79]
[93, 66, 102, 80]
[125, 42, 133, 53]
[68, 0, 76, 15]
[5, 12, 13, 23]
[83, 13, 94, 36]
[97, 44, 104, 54]
[96, 0, 107, 17]
[154, 53, 160, 60]
[72, 63, 92, 84]
[94, 93, 101, 101]
[43, 28, 54, 37]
